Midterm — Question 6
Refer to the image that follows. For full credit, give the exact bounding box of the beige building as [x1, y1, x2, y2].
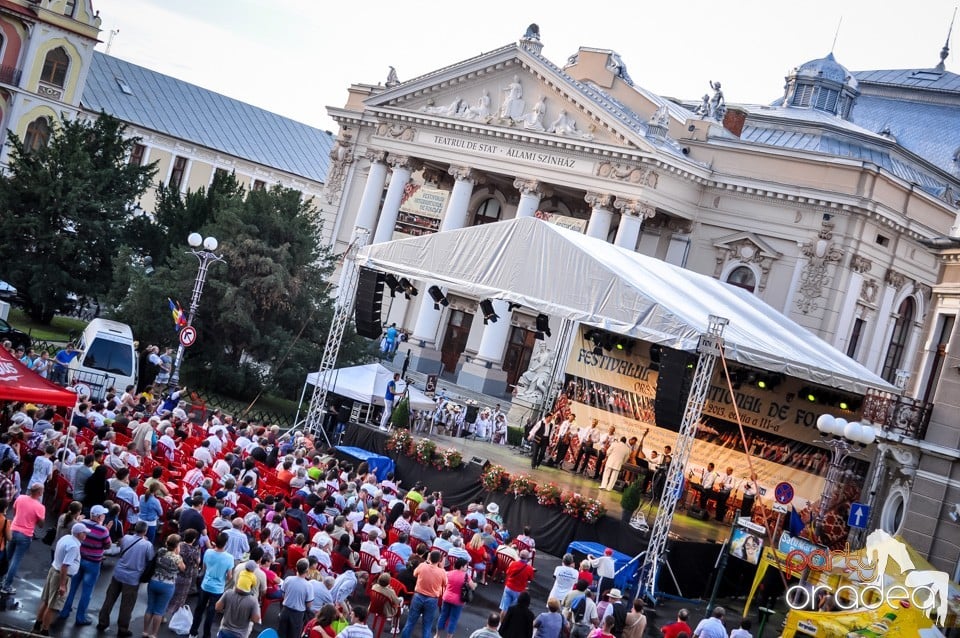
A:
[321, 27, 960, 574]
[0, 0, 332, 217]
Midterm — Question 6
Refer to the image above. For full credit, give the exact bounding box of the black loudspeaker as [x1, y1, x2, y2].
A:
[688, 505, 710, 521]
[654, 347, 698, 432]
[337, 402, 352, 424]
[354, 267, 385, 339]
[465, 405, 480, 423]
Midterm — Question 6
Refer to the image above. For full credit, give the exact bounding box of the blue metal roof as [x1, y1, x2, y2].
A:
[81, 52, 332, 183]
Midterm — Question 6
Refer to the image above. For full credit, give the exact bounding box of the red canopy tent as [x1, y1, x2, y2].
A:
[0, 346, 78, 407]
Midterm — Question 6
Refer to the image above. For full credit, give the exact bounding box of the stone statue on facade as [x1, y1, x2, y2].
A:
[422, 97, 464, 117]
[548, 109, 593, 140]
[523, 23, 541, 41]
[516, 342, 554, 402]
[695, 93, 711, 118]
[521, 95, 547, 131]
[386, 66, 399, 88]
[500, 75, 525, 120]
[708, 80, 726, 120]
[462, 90, 492, 121]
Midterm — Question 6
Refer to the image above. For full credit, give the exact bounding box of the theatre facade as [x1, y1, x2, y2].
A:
[321, 28, 960, 569]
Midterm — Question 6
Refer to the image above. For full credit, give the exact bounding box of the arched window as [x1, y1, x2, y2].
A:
[881, 297, 915, 383]
[41, 47, 69, 88]
[472, 197, 501, 226]
[23, 117, 51, 152]
[725, 266, 757, 293]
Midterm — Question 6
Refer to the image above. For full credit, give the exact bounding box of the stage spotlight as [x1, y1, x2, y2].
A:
[508, 302, 522, 311]
[801, 387, 817, 403]
[427, 285, 449, 310]
[398, 278, 418, 299]
[535, 331, 545, 341]
[592, 343, 603, 356]
[839, 399, 849, 411]
[649, 344, 661, 371]
[535, 314, 552, 338]
[384, 274, 402, 298]
[479, 299, 499, 325]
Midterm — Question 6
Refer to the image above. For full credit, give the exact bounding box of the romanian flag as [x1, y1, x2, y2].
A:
[168, 298, 187, 332]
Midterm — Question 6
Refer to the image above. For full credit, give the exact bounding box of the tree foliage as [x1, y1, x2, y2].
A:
[0, 113, 156, 322]
[113, 172, 371, 400]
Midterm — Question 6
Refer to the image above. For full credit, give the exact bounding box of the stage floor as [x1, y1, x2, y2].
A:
[406, 426, 731, 544]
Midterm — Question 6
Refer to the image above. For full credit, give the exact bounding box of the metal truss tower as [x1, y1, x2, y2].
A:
[304, 227, 370, 444]
[639, 315, 728, 601]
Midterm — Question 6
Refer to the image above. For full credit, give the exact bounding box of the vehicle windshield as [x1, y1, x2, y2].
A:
[82, 338, 133, 376]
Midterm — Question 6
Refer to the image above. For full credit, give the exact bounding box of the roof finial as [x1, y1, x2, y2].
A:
[830, 16, 843, 54]
[936, 7, 956, 71]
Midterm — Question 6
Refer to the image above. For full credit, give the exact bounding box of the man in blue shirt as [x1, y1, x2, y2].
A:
[190, 531, 235, 638]
[380, 373, 401, 430]
[51, 344, 78, 385]
[97, 521, 155, 637]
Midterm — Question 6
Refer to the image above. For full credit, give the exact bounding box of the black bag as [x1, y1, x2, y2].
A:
[140, 555, 157, 583]
[570, 595, 587, 623]
[460, 578, 474, 603]
[41, 527, 56, 546]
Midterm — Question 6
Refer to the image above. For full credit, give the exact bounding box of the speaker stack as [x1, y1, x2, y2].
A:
[354, 267, 385, 339]
[653, 347, 698, 432]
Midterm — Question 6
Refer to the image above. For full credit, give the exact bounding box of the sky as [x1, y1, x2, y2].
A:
[90, 0, 958, 133]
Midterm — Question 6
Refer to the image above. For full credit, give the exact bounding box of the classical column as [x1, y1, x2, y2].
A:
[513, 178, 543, 218]
[665, 219, 693, 266]
[440, 166, 479, 231]
[475, 300, 512, 362]
[613, 198, 655, 250]
[354, 150, 388, 232]
[373, 155, 420, 244]
[585, 192, 613, 240]
[407, 166, 479, 370]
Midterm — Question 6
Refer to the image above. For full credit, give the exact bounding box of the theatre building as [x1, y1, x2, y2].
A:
[321, 27, 960, 573]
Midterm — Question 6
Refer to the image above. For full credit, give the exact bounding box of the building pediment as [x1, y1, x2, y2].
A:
[363, 45, 663, 154]
[713, 231, 782, 260]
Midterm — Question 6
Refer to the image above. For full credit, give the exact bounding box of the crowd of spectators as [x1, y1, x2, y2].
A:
[0, 382, 747, 638]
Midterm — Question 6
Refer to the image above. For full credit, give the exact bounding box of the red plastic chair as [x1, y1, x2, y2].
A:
[512, 538, 537, 565]
[358, 550, 380, 574]
[330, 551, 349, 575]
[382, 550, 405, 576]
[387, 528, 400, 546]
[368, 589, 401, 638]
[492, 553, 516, 583]
[261, 594, 283, 622]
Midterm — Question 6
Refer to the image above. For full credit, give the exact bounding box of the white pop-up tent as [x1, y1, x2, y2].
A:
[356, 217, 896, 395]
[304, 363, 436, 410]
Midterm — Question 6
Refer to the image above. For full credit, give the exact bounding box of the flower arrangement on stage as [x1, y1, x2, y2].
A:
[386, 429, 413, 455]
[481, 464, 509, 492]
[509, 473, 537, 499]
[558, 491, 607, 523]
[436, 447, 463, 471]
[414, 438, 437, 465]
[536, 482, 562, 507]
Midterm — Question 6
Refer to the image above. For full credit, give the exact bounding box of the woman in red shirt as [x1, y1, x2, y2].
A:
[466, 534, 488, 585]
[578, 560, 594, 588]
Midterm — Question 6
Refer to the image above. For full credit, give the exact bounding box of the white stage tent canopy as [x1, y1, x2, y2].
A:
[305, 363, 436, 410]
[356, 217, 896, 396]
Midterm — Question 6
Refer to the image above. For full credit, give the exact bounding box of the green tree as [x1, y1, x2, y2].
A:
[0, 113, 157, 323]
[114, 173, 370, 400]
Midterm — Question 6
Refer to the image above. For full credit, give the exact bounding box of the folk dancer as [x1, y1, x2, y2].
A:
[528, 414, 554, 470]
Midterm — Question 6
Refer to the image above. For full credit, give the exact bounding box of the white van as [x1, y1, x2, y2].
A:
[69, 319, 138, 400]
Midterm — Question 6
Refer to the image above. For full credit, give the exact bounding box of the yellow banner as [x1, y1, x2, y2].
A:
[784, 603, 933, 636]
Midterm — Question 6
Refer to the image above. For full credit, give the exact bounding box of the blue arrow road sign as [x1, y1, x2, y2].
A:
[848, 502, 871, 529]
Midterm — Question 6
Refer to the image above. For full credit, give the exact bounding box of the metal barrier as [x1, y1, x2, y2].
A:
[66, 368, 115, 402]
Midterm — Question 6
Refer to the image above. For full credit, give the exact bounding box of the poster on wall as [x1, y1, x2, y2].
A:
[730, 523, 764, 565]
[560, 328, 869, 510]
[534, 210, 587, 233]
[394, 184, 449, 237]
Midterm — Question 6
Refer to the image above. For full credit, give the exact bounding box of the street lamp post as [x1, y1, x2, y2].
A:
[169, 232, 225, 386]
[812, 414, 878, 541]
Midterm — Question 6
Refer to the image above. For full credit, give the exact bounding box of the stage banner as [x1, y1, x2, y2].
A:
[534, 210, 587, 233]
[393, 183, 449, 237]
[562, 328, 870, 509]
[783, 603, 934, 636]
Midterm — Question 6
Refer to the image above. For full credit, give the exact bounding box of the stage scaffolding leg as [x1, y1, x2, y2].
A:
[639, 315, 728, 604]
[304, 227, 370, 446]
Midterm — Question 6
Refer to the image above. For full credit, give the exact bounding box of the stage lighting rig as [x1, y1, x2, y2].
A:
[384, 274, 402, 297]
[535, 314, 552, 338]
[427, 286, 449, 310]
[479, 299, 499, 324]
[398, 278, 418, 299]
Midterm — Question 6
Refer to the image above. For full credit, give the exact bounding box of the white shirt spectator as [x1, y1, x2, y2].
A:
[193, 446, 214, 466]
[206, 434, 224, 455]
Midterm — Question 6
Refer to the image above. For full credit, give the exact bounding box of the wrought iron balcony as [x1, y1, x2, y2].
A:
[0, 65, 21, 87]
[860, 389, 932, 440]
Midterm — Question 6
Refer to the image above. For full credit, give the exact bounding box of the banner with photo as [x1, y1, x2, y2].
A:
[561, 328, 869, 508]
[393, 183, 448, 237]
